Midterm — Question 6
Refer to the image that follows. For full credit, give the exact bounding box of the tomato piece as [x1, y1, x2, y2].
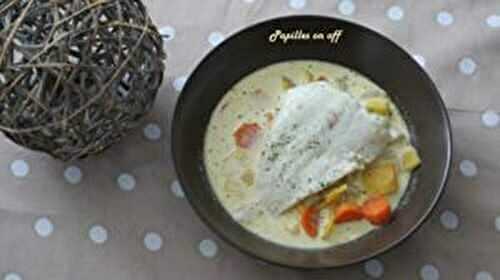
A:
[300, 205, 319, 238]
[334, 202, 364, 224]
[362, 196, 392, 225]
[233, 123, 261, 148]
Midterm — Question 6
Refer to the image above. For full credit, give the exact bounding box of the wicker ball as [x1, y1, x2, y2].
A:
[0, 0, 165, 161]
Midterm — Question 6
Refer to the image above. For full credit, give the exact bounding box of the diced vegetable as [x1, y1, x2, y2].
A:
[318, 183, 348, 209]
[240, 169, 255, 186]
[321, 207, 336, 239]
[364, 97, 391, 116]
[281, 76, 296, 90]
[324, 184, 348, 202]
[300, 205, 319, 237]
[233, 123, 261, 148]
[361, 196, 392, 225]
[334, 202, 363, 224]
[362, 163, 399, 195]
[401, 146, 422, 171]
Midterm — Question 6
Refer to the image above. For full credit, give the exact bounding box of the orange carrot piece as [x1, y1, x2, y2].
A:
[300, 205, 319, 238]
[334, 202, 364, 224]
[362, 196, 392, 225]
[233, 123, 261, 148]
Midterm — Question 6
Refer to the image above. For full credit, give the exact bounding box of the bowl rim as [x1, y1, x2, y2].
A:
[172, 15, 453, 269]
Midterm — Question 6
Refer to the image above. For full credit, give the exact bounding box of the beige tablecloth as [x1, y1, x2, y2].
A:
[1, 0, 500, 279]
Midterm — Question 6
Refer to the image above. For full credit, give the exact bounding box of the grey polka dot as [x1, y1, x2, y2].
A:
[144, 232, 163, 252]
[117, 173, 136, 191]
[143, 123, 162, 141]
[173, 75, 188, 92]
[481, 110, 499, 128]
[460, 159, 478, 177]
[364, 259, 384, 278]
[440, 210, 459, 230]
[159, 25, 175, 41]
[289, 0, 306, 10]
[64, 166, 82, 184]
[387, 6, 404, 21]
[199, 239, 218, 258]
[3, 273, 22, 280]
[171, 180, 185, 198]
[338, 0, 356, 16]
[89, 225, 108, 244]
[436, 11, 454, 26]
[476, 271, 494, 280]
[486, 15, 500, 28]
[420, 264, 440, 280]
[208, 32, 225, 46]
[34, 217, 54, 238]
[10, 159, 29, 177]
[459, 57, 477, 75]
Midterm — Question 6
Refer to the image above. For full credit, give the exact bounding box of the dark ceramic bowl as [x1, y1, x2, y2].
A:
[172, 16, 452, 269]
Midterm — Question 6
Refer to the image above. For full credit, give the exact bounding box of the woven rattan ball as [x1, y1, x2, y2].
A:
[0, 0, 166, 161]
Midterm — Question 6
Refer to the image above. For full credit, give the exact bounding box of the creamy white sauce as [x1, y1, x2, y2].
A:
[204, 60, 412, 248]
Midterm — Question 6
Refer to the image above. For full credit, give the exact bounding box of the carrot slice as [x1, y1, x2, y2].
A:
[300, 205, 319, 237]
[233, 123, 261, 148]
[362, 196, 392, 225]
[334, 202, 364, 224]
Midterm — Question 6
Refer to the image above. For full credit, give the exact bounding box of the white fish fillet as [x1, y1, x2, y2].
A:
[234, 82, 392, 221]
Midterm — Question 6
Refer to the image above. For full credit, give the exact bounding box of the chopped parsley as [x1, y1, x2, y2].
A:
[267, 152, 280, 162]
[335, 75, 350, 91]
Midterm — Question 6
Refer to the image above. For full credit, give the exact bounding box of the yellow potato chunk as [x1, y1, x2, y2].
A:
[362, 163, 399, 195]
[318, 184, 348, 209]
[401, 146, 422, 171]
[321, 208, 336, 240]
[364, 97, 391, 116]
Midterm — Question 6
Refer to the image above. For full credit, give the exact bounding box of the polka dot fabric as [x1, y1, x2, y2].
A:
[89, 225, 108, 244]
[159, 25, 176, 42]
[64, 166, 82, 185]
[117, 173, 136, 192]
[144, 232, 163, 252]
[420, 264, 440, 280]
[1, 1, 499, 279]
[33, 217, 54, 238]
[10, 160, 29, 178]
[364, 259, 384, 278]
